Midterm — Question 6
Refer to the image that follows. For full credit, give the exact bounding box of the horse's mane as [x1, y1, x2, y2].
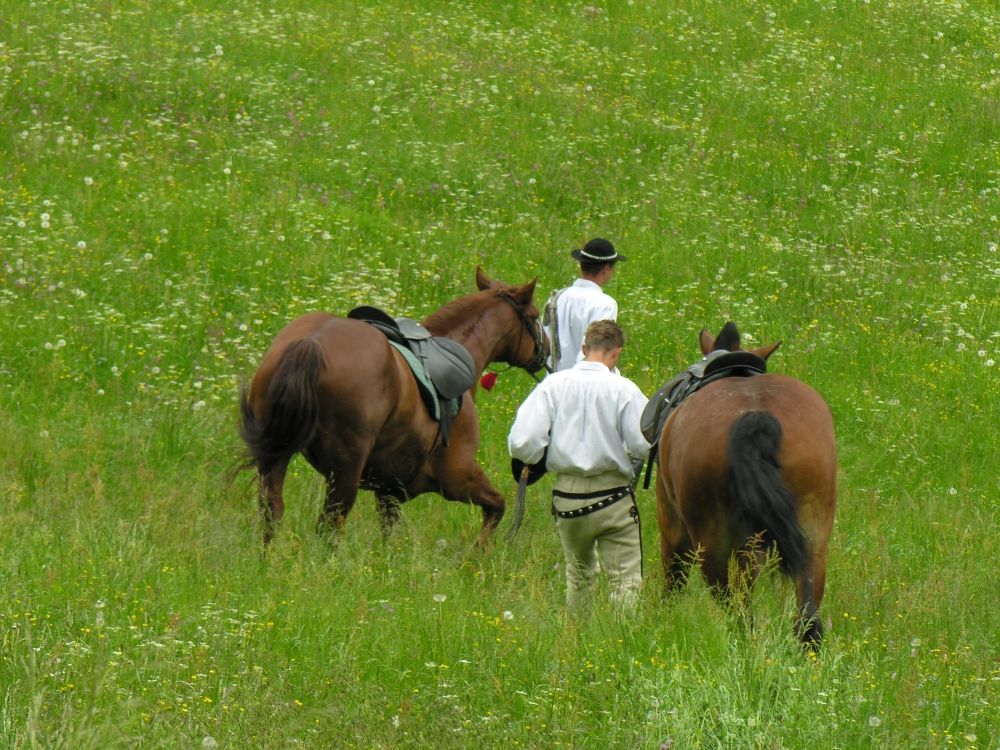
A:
[422, 289, 496, 335]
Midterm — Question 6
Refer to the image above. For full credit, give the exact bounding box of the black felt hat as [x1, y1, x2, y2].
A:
[570, 237, 627, 263]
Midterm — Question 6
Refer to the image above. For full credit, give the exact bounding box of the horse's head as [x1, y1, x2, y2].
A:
[700, 321, 781, 361]
[476, 267, 550, 375]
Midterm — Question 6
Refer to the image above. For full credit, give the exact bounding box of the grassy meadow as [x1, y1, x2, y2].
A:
[2, 0, 998, 747]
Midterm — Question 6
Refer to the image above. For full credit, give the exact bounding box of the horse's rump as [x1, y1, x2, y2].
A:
[240, 337, 325, 474]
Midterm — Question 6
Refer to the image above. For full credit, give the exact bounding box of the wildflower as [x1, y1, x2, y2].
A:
[868, 715, 881, 728]
[433, 594, 446, 603]
[502, 610, 514, 621]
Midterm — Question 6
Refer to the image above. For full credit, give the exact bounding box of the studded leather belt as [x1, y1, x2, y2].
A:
[550, 486, 633, 519]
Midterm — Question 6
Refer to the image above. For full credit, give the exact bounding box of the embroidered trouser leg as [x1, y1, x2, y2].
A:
[555, 492, 641, 613]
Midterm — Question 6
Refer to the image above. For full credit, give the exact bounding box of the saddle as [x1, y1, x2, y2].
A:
[640, 349, 767, 488]
[348, 306, 476, 445]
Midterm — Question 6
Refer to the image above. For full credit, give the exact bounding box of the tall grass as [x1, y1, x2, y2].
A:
[1, 0, 997, 747]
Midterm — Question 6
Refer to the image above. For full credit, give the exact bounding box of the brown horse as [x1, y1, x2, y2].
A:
[240, 268, 548, 546]
[655, 322, 837, 647]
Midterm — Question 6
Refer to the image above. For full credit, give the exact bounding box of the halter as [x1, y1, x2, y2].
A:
[496, 292, 551, 381]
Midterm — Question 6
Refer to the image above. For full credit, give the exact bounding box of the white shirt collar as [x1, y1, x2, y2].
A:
[572, 361, 610, 373]
[572, 278, 602, 291]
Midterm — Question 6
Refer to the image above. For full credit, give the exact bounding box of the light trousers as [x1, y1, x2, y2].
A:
[552, 473, 642, 614]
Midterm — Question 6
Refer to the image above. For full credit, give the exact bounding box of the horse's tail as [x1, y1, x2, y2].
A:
[240, 338, 325, 473]
[727, 410, 809, 577]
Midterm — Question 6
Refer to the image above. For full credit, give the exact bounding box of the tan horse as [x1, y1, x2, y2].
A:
[656, 323, 837, 647]
[240, 268, 547, 546]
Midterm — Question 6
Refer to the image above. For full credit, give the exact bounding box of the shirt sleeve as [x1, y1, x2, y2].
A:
[507, 385, 552, 464]
[619, 383, 651, 459]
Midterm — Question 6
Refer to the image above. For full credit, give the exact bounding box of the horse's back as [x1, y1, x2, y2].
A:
[255, 312, 403, 376]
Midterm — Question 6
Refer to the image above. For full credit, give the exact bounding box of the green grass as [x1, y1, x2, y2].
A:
[1, 0, 998, 747]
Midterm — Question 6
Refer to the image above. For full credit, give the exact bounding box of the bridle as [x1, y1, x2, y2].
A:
[496, 292, 551, 382]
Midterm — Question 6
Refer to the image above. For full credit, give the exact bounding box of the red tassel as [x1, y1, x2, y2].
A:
[480, 372, 498, 391]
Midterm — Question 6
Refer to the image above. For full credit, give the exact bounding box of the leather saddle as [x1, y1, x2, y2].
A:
[639, 349, 767, 488]
[348, 306, 476, 444]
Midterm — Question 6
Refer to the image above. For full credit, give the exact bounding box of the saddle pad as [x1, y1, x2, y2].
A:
[390, 341, 445, 422]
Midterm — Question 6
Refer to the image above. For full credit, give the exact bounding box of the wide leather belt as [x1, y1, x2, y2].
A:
[550, 486, 632, 519]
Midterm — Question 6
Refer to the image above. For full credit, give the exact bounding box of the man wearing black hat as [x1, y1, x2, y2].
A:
[543, 237, 626, 372]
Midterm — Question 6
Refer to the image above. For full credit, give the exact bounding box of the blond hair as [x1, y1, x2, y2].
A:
[584, 319, 625, 351]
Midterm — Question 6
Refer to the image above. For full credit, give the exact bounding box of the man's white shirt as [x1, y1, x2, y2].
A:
[554, 279, 618, 371]
[508, 361, 650, 479]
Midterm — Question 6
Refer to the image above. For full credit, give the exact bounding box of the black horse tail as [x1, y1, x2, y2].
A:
[240, 338, 325, 474]
[727, 411, 809, 577]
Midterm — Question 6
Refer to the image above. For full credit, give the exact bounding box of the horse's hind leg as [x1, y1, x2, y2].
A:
[375, 493, 403, 539]
[655, 477, 695, 593]
[259, 464, 288, 546]
[795, 553, 828, 649]
[317, 469, 362, 538]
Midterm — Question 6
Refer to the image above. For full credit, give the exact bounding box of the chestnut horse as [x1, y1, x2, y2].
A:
[240, 268, 548, 546]
[656, 323, 836, 647]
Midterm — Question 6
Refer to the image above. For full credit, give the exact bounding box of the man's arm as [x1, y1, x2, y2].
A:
[507, 387, 552, 464]
[620, 387, 651, 459]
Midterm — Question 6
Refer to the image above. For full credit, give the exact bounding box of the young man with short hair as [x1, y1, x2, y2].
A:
[508, 320, 650, 613]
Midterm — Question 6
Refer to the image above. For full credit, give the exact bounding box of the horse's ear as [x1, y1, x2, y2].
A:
[475, 266, 495, 291]
[699, 329, 715, 354]
[511, 278, 538, 305]
[752, 341, 782, 361]
[714, 322, 741, 351]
